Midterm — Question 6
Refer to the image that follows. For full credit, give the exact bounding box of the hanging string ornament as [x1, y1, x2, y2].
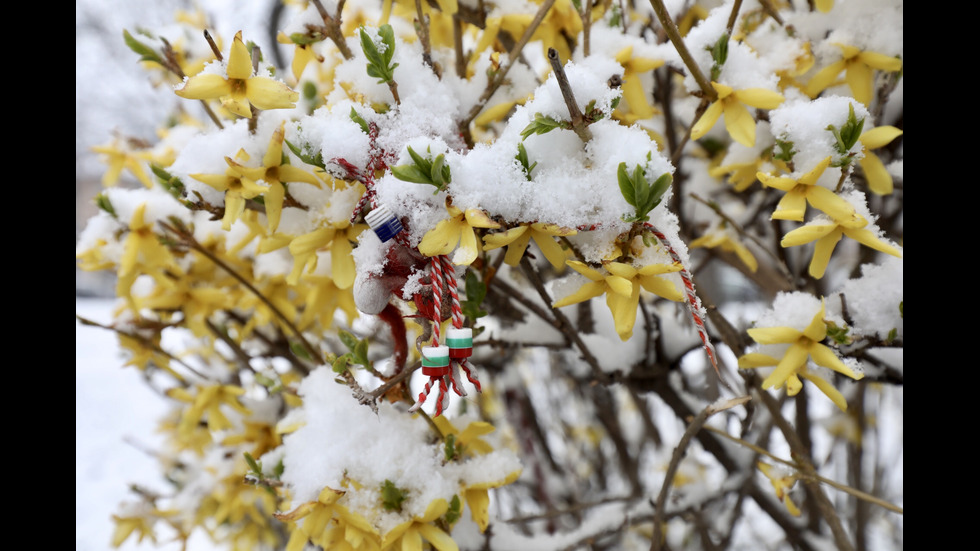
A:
[408, 255, 481, 415]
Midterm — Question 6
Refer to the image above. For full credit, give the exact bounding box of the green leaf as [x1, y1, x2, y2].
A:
[618, 160, 671, 222]
[152, 165, 185, 199]
[773, 139, 796, 162]
[123, 29, 163, 65]
[273, 459, 285, 478]
[381, 480, 408, 512]
[390, 164, 432, 184]
[353, 339, 370, 366]
[898, 301, 903, 318]
[708, 34, 729, 81]
[444, 433, 457, 462]
[608, 4, 622, 27]
[617, 162, 636, 207]
[94, 193, 116, 218]
[826, 103, 865, 166]
[360, 25, 398, 85]
[284, 139, 325, 169]
[825, 321, 852, 345]
[349, 107, 370, 134]
[391, 146, 450, 193]
[244, 452, 261, 474]
[332, 354, 350, 373]
[516, 142, 537, 180]
[520, 113, 569, 140]
[886, 327, 897, 343]
[339, 330, 359, 352]
[290, 341, 313, 360]
[445, 495, 462, 524]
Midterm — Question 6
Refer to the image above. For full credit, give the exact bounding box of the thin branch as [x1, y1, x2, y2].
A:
[754, 386, 856, 551]
[311, 0, 354, 60]
[548, 48, 592, 142]
[519, 257, 608, 382]
[648, 0, 715, 100]
[650, 396, 751, 551]
[725, 0, 744, 38]
[158, 220, 320, 363]
[460, 0, 558, 133]
[701, 424, 903, 514]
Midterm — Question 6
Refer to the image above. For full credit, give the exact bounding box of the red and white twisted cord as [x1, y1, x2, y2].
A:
[643, 223, 719, 375]
[441, 256, 464, 329]
[430, 256, 445, 345]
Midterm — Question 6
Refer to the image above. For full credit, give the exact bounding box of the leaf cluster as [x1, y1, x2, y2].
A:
[360, 24, 398, 85]
[380, 479, 408, 512]
[618, 156, 672, 222]
[331, 330, 372, 372]
[520, 113, 571, 140]
[391, 146, 451, 193]
[515, 143, 536, 180]
[827, 104, 865, 167]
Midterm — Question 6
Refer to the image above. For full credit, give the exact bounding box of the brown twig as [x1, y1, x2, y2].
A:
[311, 0, 354, 60]
[460, 0, 558, 137]
[547, 48, 593, 143]
[648, 0, 716, 100]
[754, 386, 856, 551]
[519, 257, 608, 382]
[650, 396, 751, 551]
[158, 219, 320, 364]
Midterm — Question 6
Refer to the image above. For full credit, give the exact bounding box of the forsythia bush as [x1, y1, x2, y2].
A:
[77, 0, 902, 549]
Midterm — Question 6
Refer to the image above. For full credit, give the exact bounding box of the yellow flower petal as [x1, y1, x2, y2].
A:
[738, 353, 780, 368]
[482, 226, 529, 250]
[638, 275, 683, 302]
[465, 488, 490, 532]
[227, 32, 253, 80]
[762, 343, 809, 389]
[802, 301, 827, 341]
[808, 229, 843, 279]
[452, 227, 481, 265]
[552, 281, 606, 308]
[246, 77, 300, 110]
[799, 370, 848, 411]
[860, 126, 903, 149]
[565, 260, 604, 281]
[531, 230, 570, 270]
[857, 51, 903, 72]
[221, 92, 253, 118]
[416, 524, 459, 551]
[418, 218, 463, 257]
[332, 237, 356, 289]
[781, 223, 838, 247]
[606, 284, 640, 340]
[845, 60, 874, 105]
[858, 152, 893, 195]
[733, 88, 784, 110]
[805, 60, 847, 98]
[809, 342, 860, 379]
[175, 73, 231, 100]
[843, 227, 902, 258]
[805, 186, 865, 227]
[463, 208, 501, 229]
[690, 99, 724, 140]
[604, 274, 633, 297]
[747, 326, 801, 344]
